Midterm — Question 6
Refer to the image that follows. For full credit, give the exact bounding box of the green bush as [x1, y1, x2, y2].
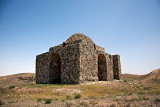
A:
[123, 80, 127, 82]
[61, 99, 65, 102]
[37, 98, 42, 102]
[9, 86, 15, 89]
[45, 98, 52, 104]
[74, 94, 81, 99]
[66, 95, 72, 100]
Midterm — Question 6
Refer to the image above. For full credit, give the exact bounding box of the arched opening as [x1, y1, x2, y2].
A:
[49, 53, 61, 84]
[98, 54, 107, 81]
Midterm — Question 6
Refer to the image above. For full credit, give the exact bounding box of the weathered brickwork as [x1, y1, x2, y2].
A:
[36, 33, 121, 84]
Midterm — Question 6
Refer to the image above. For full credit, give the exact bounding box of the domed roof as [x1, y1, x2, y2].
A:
[66, 33, 93, 43]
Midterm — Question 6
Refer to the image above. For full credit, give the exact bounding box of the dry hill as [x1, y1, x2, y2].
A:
[122, 68, 160, 83]
[0, 73, 35, 88]
[141, 68, 160, 83]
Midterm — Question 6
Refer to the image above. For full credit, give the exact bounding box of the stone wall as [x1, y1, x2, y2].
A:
[48, 45, 62, 83]
[49, 53, 61, 83]
[113, 55, 122, 80]
[36, 52, 49, 84]
[60, 40, 80, 84]
[48, 41, 81, 84]
[79, 40, 98, 82]
[36, 33, 122, 84]
[98, 54, 107, 81]
[105, 53, 114, 81]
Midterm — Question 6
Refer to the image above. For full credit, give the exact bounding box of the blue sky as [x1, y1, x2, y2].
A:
[0, 0, 160, 76]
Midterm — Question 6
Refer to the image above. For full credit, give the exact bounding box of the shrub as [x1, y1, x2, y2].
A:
[124, 80, 127, 82]
[143, 97, 149, 100]
[155, 90, 160, 95]
[9, 86, 15, 89]
[137, 91, 145, 95]
[154, 98, 160, 103]
[138, 96, 143, 101]
[144, 87, 150, 90]
[74, 94, 81, 99]
[110, 104, 115, 107]
[66, 95, 72, 100]
[37, 98, 42, 102]
[45, 98, 52, 104]
[61, 99, 65, 102]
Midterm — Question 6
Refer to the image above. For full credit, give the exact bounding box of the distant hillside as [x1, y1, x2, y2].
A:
[141, 68, 160, 83]
[0, 73, 35, 88]
[122, 68, 160, 83]
[0, 68, 159, 88]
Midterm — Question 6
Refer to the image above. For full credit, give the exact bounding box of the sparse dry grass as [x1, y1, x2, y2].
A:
[3, 81, 160, 102]
[0, 87, 5, 96]
[0, 98, 4, 106]
[1, 80, 160, 107]
[1, 72, 160, 106]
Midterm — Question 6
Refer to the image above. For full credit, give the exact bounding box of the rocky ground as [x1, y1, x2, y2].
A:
[0, 69, 160, 107]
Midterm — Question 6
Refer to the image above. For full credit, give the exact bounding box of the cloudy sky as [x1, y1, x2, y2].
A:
[0, 0, 160, 76]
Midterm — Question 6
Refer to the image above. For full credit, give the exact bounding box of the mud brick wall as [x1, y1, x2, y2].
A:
[113, 55, 122, 80]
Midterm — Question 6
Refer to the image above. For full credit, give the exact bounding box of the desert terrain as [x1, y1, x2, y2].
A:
[0, 69, 160, 107]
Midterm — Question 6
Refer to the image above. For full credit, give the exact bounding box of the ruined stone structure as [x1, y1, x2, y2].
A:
[36, 33, 121, 84]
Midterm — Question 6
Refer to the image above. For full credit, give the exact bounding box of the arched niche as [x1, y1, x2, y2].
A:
[49, 53, 61, 83]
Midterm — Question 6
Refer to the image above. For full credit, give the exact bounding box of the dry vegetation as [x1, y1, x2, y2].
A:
[0, 69, 160, 107]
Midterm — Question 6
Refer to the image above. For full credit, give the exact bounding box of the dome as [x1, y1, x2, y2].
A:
[66, 33, 93, 43]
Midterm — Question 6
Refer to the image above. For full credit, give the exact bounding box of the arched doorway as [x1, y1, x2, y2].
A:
[49, 53, 61, 83]
[98, 54, 107, 81]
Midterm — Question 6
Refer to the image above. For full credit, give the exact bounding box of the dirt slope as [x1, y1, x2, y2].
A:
[141, 68, 160, 83]
[122, 68, 160, 83]
[0, 73, 35, 88]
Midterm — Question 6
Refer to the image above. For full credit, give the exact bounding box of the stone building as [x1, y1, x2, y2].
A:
[36, 33, 121, 84]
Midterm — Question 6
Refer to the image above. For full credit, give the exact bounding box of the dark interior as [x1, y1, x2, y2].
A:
[49, 53, 61, 83]
[98, 54, 107, 81]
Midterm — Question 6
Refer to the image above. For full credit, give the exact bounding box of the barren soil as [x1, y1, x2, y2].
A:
[0, 69, 160, 107]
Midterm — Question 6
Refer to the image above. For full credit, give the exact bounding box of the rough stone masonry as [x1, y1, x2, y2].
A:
[36, 33, 122, 84]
